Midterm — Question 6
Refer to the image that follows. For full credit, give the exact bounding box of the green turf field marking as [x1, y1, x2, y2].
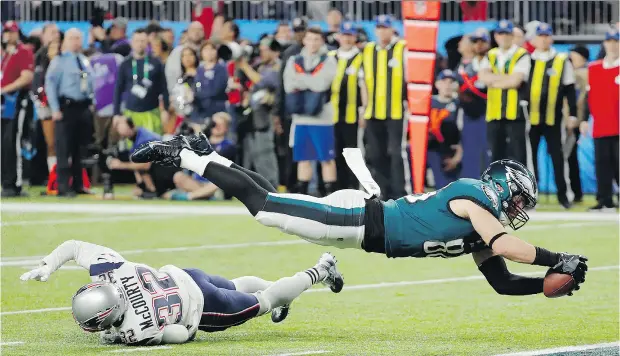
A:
[3, 265, 616, 316]
[494, 341, 619, 355]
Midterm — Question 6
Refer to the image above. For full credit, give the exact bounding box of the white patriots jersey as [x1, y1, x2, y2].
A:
[62, 243, 203, 345]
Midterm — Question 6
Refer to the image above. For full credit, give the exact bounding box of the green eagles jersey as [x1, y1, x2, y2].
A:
[382, 178, 502, 258]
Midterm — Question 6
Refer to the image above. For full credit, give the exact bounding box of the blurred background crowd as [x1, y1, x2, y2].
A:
[1, 0, 618, 212]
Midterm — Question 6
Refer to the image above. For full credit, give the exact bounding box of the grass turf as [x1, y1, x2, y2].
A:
[1, 201, 618, 356]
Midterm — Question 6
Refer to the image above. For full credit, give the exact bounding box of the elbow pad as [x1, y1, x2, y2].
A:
[162, 324, 189, 344]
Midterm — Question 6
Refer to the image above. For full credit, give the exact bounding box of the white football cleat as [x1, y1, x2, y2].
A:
[317, 252, 344, 293]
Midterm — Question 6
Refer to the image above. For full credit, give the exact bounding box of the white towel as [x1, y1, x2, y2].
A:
[343, 148, 381, 199]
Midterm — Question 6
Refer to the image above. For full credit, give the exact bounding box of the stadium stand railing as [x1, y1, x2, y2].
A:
[7, 0, 617, 41]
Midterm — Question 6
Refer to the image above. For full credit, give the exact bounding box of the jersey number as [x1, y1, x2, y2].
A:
[136, 266, 183, 328]
[404, 191, 437, 204]
[423, 239, 465, 258]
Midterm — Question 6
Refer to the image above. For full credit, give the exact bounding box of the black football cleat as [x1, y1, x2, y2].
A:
[130, 135, 190, 167]
[186, 132, 214, 156]
[271, 304, 290, 323]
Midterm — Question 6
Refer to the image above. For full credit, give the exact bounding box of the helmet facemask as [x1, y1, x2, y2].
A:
[503, 177, 537, 230]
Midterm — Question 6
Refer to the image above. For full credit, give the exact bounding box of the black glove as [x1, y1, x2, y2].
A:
[550, 253, 588, 296]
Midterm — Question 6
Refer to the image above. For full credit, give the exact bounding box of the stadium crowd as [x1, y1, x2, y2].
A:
[1, 6, 618, 212]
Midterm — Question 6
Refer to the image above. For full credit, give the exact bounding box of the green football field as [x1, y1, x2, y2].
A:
[1, 199, 618, 356]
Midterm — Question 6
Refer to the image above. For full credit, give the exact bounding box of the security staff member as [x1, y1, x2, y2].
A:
[363, 15, 408, 199]
[329, 22, 367, 190]
[45, 28, 94, 197]
[1, 21, 34, 197]
[528, 23, 577, 209]
[479, 20, 531, 165]
[457, 28, 490, 179]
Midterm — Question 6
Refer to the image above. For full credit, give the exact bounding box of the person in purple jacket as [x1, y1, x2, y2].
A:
[189, 41, 229, 127]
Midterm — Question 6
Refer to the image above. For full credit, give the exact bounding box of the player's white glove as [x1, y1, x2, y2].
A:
[19, 264, 52, 282]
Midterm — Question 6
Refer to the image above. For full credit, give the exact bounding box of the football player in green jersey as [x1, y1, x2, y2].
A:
[131, 133, 588, 297]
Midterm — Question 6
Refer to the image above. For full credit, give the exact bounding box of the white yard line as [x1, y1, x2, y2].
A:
[1, 307, 72, 315]
[306, 265, 618, 293]
[106, 346, 172, 353]
[494, 341, 619, 356]
[3, 265, 617, 316]
[268, 351, 331, 356]
[0, 215, 175, 227]
[0, 240, 310, 266]
[0, 341, 25, 346]
[1, 202, 248, 215]
[2, 220, 614, 266]
[2, 202, 618, 221]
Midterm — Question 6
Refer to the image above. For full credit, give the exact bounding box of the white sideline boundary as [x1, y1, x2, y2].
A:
[0, 214, 176, 227]
[268, 351, 331, 356]
[3, 265, 617, 316]
[0, 341, 25, 346]
[106, 346, 172, 353]
[2, 202, 619, 221]
[494, 341, 619, 355]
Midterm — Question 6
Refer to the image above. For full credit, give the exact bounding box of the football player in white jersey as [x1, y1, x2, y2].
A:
[20, 240, 344, 346]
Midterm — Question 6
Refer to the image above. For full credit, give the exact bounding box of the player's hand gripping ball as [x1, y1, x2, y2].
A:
[543, 254, 588, 298]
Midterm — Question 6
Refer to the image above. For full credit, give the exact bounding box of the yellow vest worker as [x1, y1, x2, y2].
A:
[528, 52, 570, 126]
[527, 22, 578, 209]
[362, 39, 406, 120]
[330, 22, 367, 190]
[485, 46, 529, 122]
[329, 50, 363, 124]
[478, 20, 532, 166]
[361, 15, 409, 199]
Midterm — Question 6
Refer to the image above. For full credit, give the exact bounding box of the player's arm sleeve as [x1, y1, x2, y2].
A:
[41, 240, 125, 274]
[476, 254, 544, 296]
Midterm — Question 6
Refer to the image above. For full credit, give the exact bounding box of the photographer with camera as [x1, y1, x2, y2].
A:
[106, 117, 178, 199]
[234, 36, 282, 190]
[165, 112, 237, 201]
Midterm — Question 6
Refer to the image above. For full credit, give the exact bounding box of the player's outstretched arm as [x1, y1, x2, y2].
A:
[453, 200, 588, 290]
[19, 240, 124, 282]
[473, 249, 544, 296]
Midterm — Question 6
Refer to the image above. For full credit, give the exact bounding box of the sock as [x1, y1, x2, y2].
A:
[47, 156, 57, 172]
[231, 163, 277, 193]
[259, 267, 327, 311]
[296, 180, 309, 195]
[231, 276, 274, 293]
[179, 149, 233, 175]
[303, 266, 327, 284]
[324, 182, 336, 195]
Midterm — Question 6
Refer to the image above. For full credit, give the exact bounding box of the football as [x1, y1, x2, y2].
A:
[543, 271, 575, 298]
